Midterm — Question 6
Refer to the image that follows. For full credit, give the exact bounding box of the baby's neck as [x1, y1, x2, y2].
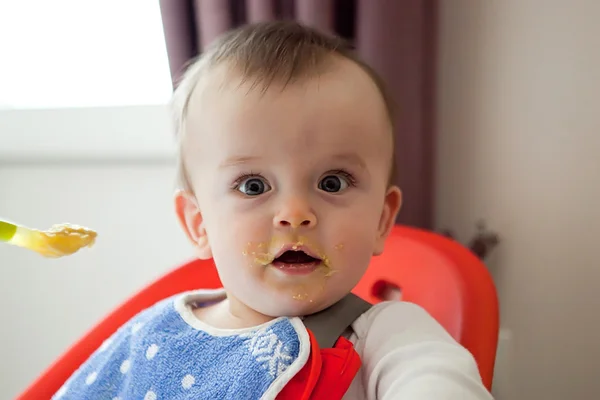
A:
[193, 295, 275, 329]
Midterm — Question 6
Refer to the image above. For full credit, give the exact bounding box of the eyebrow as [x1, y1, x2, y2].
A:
[219, 156, 261, 168]
[329, 153, 367, 170]
[219, 153, 366, 169]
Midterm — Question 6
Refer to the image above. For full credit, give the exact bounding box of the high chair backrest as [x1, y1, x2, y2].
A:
[17, 225, 498, 399]
[352, 225, 499, 390]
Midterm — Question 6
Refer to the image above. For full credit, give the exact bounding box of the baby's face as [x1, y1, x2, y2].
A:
[179, 59, 401, 317]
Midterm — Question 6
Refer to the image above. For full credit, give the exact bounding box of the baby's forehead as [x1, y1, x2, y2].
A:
[185, 59, 391, 139]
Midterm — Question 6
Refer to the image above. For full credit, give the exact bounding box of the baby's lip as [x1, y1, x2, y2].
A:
[274, 243, 322, 260]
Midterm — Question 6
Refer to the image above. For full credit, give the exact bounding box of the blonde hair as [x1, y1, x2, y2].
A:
[172, 20, 395, 191]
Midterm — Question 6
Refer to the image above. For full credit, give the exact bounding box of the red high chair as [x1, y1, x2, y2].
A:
[18, 225, 499, 399]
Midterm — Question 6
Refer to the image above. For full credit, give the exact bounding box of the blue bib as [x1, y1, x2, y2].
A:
[53, 293, 309, 400]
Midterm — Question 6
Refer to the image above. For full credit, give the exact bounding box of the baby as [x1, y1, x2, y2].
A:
[53, 21, 493, 399]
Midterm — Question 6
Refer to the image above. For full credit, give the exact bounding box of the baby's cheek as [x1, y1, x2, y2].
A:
[330, 231, 375, 269]
[217, 213, 264, 241]
[207, 224, 255, 265]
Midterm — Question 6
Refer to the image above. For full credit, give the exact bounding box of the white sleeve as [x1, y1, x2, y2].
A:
[351, 301, 495, 400]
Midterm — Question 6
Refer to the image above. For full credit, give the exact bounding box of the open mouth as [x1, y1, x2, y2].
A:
[272, 250, 322, 274]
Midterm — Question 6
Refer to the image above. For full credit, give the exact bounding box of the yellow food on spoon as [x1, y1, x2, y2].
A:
[0, 220, 96, 258]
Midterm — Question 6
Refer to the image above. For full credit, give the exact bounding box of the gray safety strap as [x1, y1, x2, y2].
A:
[302, 293, 372, 349]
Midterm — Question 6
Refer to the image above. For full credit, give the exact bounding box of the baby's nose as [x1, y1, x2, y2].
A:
[275, 216, 315, 229]
[273, 199, 317, 229]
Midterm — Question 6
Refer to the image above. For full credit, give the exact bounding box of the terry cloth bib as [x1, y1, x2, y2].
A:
[52, 294, 310, 400]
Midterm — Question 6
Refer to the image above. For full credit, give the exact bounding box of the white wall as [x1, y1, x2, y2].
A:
[0, 105, 176, 161]
[436, 1, 600, 399]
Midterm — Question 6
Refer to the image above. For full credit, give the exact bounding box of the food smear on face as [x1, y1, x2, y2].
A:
[291, 280, 328, 303]
[243, 238, 279, 266]
[244, 236, 333, 268]
[243, 236, 338, 302]
[254, 252, 274, 265]
[292, 292, 309, 301]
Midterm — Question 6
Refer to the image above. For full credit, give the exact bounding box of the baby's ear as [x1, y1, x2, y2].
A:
[373, 186, 402, 255]
[174, 190, 212, 259]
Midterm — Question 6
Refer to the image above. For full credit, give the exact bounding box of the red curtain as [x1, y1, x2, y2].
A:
[159, 0, 437, 229]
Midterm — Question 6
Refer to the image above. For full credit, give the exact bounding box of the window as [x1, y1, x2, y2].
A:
[0, 1, 176, 161]
[0, 0, 172, 109]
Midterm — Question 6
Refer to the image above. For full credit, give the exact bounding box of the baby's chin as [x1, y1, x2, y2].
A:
[250, 289, 344, 318]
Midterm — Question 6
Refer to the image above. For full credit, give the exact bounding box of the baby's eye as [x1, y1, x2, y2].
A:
[237, 176, 271, 196]
[318, 174, 351, 193]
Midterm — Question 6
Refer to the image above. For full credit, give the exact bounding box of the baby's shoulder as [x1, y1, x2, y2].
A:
[352, 300, 455, 344]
